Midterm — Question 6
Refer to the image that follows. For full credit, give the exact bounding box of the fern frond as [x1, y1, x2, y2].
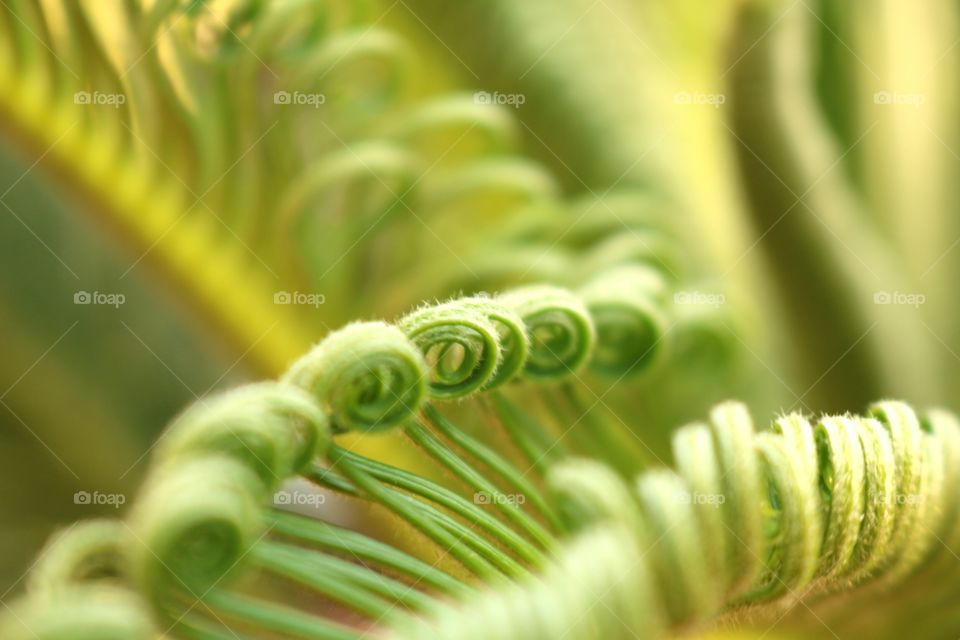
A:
[3, 288, 957, 638]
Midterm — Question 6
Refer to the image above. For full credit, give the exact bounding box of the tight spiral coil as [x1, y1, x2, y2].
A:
[578, 265, 668, 377]
[499, 286, 596, 381]
[154, 382, 331, 490]
[459, 295, 530, 389]
[4, 520, 155, 639]
[26, 519, 130, 597]
[126, 455, 265, 612]
[284, 321, 430, 432]
[281, 289, 600, 434]
[399, 301, 502, 398]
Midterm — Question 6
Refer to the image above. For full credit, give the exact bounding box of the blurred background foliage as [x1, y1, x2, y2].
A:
[1, 0, 958, 636]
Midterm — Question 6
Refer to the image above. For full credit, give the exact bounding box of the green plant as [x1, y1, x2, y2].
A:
[6, 360, 959, 638]
[1, 0, 959, 639]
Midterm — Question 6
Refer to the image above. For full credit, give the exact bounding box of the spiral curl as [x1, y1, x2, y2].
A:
[283, 290, 598, 429]
[155, 382, 330, 489]
[578, 265, 668, 377]
[284, 321, 429, 432]
[27, 520, 130, 597]
[499, 286, 596, 381]
[399, 301, 502, 398]
[126, 456, 265, 610]
[459, 296, 530, 389]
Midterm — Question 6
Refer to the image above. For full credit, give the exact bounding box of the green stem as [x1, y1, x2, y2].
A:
[253, 541, 422, 621]
[303, 464, 362, 496]
[266, 510, 470, 597]
[404, 418, 556, 552]
[489, 393, 564, 475]
[555, 384, 651, 474]
[171, 615, 257, 640]
[333, 447, 537, 572]
[424, 404, 563, 531]
[204, 590, 362, 640]
[327, 445, 507, 580]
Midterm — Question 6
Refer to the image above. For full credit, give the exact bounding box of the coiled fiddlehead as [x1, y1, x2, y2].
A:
[154, 382, 331, 489]
[579, 265, 668, 377]
[499, 286, 596, 381]
[459, 295, 529, 389]
[284, 321, 429, 433]
[282, 290, 598, 433]
[126, 455, 265, 613]
[26, 519, 130, 595]
[8, 296, 959, 640]
[399, 301, 502, 398]
[2, 520, 155, 639]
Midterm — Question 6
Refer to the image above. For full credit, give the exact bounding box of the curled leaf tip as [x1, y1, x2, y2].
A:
[579, 265, 668, 377]
[155, 382, 330, 490]
[399, 300, 502, 399]
[284, 321, 429, 432]
[126, 456, 264, 612]
[499, 285, 596, 381]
